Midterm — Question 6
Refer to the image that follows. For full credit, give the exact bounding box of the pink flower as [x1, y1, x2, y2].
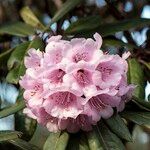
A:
[84, 89, 121, 122]
[24, 48, 43, 68]
[64, 61, 96, 96]
[23, 107, 67, 132]
[20, 75, 43, 100]
[44, 35, 70, 66]
[115, 76, 135, 111]
[93, 54, 127, 89]
[66, 114, 93, 133]
[43, 90, 84, 119]
[20, 33, 135, 133]
[63, 33, 103, 64]
[41, 65, 66, 87]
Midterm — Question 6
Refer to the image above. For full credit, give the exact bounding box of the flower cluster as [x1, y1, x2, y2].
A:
[20, 33, 134, 133]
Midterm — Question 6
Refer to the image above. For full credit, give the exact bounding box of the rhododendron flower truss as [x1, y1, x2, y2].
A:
[19, 33, 134, 133]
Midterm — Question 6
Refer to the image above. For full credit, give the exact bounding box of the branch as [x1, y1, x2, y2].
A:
[52, 0, 62, 9]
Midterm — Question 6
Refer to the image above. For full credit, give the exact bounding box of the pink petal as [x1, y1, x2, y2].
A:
[24, 48, 43, 68]
[100, 106, 113, 119]
[122, 51, 130, 60]
[23, 108, 37, 119]
[47, 35, 62, 43]
[43, 91, 84, 119]
[93, 32, 103, 49]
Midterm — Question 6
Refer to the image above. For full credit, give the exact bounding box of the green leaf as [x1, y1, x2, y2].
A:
[141, 61, 150, 70]
[20, 6, 46, 30]
[30, 125, 50, 149]
[98, 18, 150, 36]
[15, 111, 37, 141]
[6, 38, 44, 84]
[136, 101, 150, 110]
[103, 38, 137, 49]
[86, 130, 103, 150]
[0, 100, 25, 119]
[95, 122, 125, 150]
[121, 111, 150, 125]
[66, 134, 79, 150]
[67, 133, 89, 150]
[128, 58, 145, 99]
[6, 64, 25, 84]
[9, 139, 40, 150]
[7, 41, 29, 70]
[79, 133, 90, 150]
[7, 38, 44, 70]
[50, 0, 83, 25]
[0, 48, 14, 66]
[132, 97, 150, 111]
[0, 22, 35, 37]
[105, 114, 132, 141]
[66, 18, 150, 37]
[15, 89, 37, 141]
[0, 131, 22, 142]
[65, 16, 102, 34]
[43, 132, 69, 150]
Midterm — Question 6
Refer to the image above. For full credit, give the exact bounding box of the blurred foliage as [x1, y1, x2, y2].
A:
[0, 0, 150, 149]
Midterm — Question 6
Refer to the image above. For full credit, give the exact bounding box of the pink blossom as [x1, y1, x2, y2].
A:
[84, 89, 121, 122]
[44, 35, 70, 66]
[24, 48, 43, 69]
[115, 76, 135, 111]
[23, 107, 67, 132]
[66, 114, 93, 133]
[20, 33, 135, 133]
[63, 33, 103, 64]
[93, 54, 127, 89]
[43, 90, 84, 119]
[64, 61, 96, 96]
[42, 65, 66, 86]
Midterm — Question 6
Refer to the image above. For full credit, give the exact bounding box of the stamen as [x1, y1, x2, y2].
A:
[73, 52, 88, 63]
[52, 92, 76, 107]
[49, 69, 65, 83]
[90, 96, 107, 110]
[76, 70, 91, 87]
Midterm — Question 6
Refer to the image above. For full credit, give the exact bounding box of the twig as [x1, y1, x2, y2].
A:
[52, 0, 62, 9]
